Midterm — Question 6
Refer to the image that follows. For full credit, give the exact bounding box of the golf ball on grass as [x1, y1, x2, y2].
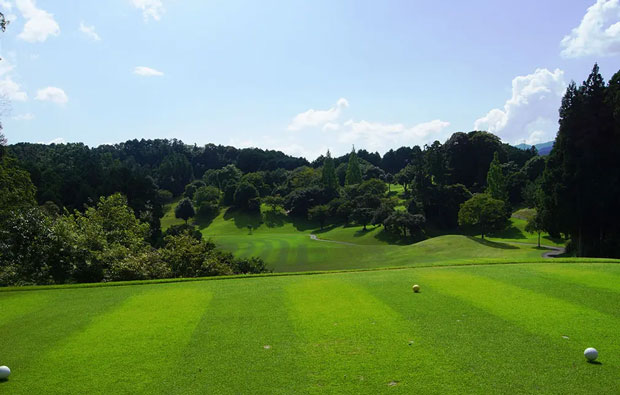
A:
[0, 366, 10, 379]
[584, 348, 598, 361]
[412, 284, 420, 293]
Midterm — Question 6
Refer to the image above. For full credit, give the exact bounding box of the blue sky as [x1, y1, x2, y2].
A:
[1, 0, 619, 159]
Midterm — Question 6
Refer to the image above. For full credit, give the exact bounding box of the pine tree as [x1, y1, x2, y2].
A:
[321, 150, 338, 191]
[345, 147, 362, 185]
[486, 151, 507, 202]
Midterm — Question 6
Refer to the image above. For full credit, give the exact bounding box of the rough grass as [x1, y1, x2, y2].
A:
[1, 262, 619, 394]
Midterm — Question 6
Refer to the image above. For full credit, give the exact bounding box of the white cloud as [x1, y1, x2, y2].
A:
[12, 112, 34, 120]
[288, 98, 349, 131]
[47, 137, 65, 144]
[561, 0, 620, 58]
[134, 66, 164, 77]
[0, 76, 27, 101]
[79, 22, 100, 41]
[1, 1, 12, 11]
[339, 119, 451, 152]
[131, 0, 164, 21]
[322, 122, 340, 131]
[474, 68, 566, 145]
[16, 0, 60, 43]
[35, 86, 68, 104]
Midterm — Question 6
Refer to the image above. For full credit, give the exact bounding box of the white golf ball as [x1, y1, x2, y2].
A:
[412, 284, 420, 293]
[0, 365, 10, 379]
[584, 347, 598, 361]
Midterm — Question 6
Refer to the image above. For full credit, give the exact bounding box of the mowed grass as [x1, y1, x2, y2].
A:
[1, 262, 619, 393]
[199, 208, 558, 272]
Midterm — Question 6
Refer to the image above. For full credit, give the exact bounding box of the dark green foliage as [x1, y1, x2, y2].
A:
[175, 198, 196, 223]
[345, 148, 362, 185]
[0, 154, 37, 216]
[486, 152, 508, 201]
[458, 193, 509, 239]
[308, 204, 330, 229]
[158, 153, 194, 195]
[321, 150, 338, 191]
[522, 156, 546, 181]
[184, 180, 206, 199]
[372, 204, 394, 226]
[418, 184, 472, 230]
[525, 212, 544, 248]
[234, 182, 260, 212]
[263, 195, 284, 212]
[193, 186, 221, 217]
[352, 207, 374, 230]
[383, 211, 426, 237]
[163, 224, 203, 241]
[285, 186, 329, 217]
[444, 131, 504, 190]
[540, 64, 620, 257]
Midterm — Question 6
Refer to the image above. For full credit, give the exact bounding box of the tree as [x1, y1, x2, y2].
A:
[539, 64, 620, 257]
[458, 193, 508, 239]
[486, 151, 508, 201]
[525, 212, 544, 248]
[193, 186, 220, 217]
[383, 210, 425, 237]
[233, 182, 260, 212]
[308, 204, 330, 230]
[321, 150, 338, 191]
[175, 198, 196, 224]
[352, 207, 374, 230]
[345, 148, 362, 185]
[263, 195, 284, 212]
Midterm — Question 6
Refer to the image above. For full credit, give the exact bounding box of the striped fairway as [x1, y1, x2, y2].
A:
[1, 263, 619, 394]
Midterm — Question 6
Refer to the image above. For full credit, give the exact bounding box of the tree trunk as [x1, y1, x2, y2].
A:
[537, 232, 541, 248]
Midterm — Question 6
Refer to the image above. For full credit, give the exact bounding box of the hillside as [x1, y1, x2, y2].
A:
[515, 141, 554, 155]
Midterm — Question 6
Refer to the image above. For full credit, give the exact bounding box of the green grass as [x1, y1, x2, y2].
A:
[1, 262, 619, 393]
[197, 208, 560, 272]
[160, 197, 186, 230]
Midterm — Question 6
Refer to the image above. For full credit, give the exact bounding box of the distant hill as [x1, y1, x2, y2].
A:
[515, 141, 554, 155]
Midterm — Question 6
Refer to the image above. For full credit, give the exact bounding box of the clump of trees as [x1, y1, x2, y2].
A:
[538, 64, 620, 257]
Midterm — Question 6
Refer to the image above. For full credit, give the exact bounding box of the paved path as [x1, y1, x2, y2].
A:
[309, 234, 358, 246]
[506, 242, 566, 258]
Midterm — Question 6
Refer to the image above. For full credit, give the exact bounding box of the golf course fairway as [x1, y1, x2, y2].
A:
[1, 262, 619, 394]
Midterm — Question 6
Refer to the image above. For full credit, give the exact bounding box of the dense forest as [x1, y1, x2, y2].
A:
[1, 64, 618, 286]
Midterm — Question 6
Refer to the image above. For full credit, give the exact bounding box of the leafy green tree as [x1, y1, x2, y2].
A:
[175, 198, 196, 224]
[233, 182, 260, 212]
[0, 155, 37, 215]
[383, 210, 425, 237]
[352, 207, 374, 230]
[458, 193, 508, 239]
[525, 212, 544, 248]
[193, 186, 220, 217]
[308, 204, 330, 230]
[345, 148, 362, 185]
[372, 204, 394, 226]
[158, 153, 194, 195]
[486, 151, 508, 201]
[263, 195, 284, 212]
[321, 150, 338, 191]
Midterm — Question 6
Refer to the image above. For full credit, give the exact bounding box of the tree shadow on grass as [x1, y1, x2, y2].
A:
[467, 236, 519, 249]
[193, 210, 219, 230]
[223, 207, 263, 230]
[263, 210, 287, 228]
[487, 224, 527, 240]
[374, 227, 426, 245]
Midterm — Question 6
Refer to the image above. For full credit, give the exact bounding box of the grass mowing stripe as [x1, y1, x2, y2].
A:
[470, 264, 620, 318]
[349, 269, 604, 393]
[527, 264, 620, 293]
[161, 278, 307, 394]
[6, 284, 211, 394]
[0, 287, 134, 384]
[285, 277, 454, 392]
[0, 292, 50, 327]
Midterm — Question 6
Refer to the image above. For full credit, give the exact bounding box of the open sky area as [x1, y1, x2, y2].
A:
[1, 0, 620, 159]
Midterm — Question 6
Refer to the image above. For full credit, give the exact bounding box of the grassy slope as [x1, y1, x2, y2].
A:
[1, 263, 619, 394]
[198, 207, 552, 272]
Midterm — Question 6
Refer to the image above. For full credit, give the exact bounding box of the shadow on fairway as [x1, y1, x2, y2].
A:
[587, 360, 603, 365]
[468, 236, 518, 249]
[223, 208, 263, 230]
[488, 224, 527, 240]
[263, 210, 287, 228]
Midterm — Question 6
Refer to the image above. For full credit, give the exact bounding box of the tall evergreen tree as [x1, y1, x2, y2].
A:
[540, 64, 619, 257]
[345, 147, 362, 185]
[321, 150, 338, 191]
[486, 152, 508, 202]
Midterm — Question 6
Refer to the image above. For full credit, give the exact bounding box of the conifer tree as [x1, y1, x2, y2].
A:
[345, 147, 362, 185]
[321, 150, 338, 191]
